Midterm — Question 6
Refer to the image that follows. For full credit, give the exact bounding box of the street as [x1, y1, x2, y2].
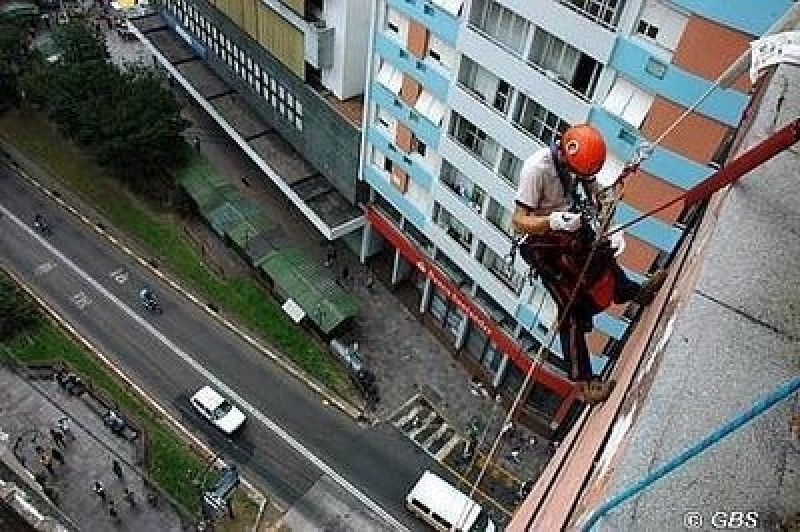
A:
[0, 164, 433, 530]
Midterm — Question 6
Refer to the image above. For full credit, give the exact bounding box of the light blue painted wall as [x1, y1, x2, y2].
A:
[590, 106, 713, 190]
[364, 164, 427, 228]
[370, 82, 441, 149]
[374, 34, 451, 99]
[610, 37, 747, 127]
[386, 0, 459, 45]
[367, 126, 435, 190]
[670, 0, 792, 36]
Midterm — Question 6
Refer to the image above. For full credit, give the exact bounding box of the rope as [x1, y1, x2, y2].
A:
[458, 46, 742, 523]
[580, 376, 800, 531]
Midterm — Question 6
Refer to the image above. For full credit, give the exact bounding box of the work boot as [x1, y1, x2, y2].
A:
[635, 269, 667, 306]
[582, 378, 616, 405]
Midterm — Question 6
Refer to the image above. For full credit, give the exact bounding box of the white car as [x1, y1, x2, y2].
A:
[190, 386, 246, 435]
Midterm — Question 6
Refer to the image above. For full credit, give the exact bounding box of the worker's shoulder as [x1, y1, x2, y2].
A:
[521, 147, 555, 179]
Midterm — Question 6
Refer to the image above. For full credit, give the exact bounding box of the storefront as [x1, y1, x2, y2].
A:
[366, 206, 579, 431]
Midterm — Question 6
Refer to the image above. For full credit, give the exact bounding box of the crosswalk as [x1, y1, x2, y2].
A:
[389, 394, 468, 462]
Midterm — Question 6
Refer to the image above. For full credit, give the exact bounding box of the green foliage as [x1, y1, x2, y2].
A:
[51, 20, 109, 65]
[39, 21, 189, 200]
[0, 20, 35, 106]
[0, 272, 40, 341]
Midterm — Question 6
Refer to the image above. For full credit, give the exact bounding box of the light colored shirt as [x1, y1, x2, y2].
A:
[515, 147, 571, 213]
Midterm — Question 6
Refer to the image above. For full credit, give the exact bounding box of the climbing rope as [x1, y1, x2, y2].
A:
[458, 51, 745, 522]
[580, 376, 800, 531]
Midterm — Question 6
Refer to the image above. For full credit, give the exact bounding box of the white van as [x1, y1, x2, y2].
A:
[406, 471, 497, 531]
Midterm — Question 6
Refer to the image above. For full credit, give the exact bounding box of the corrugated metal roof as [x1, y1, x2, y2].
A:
[259, 249, 359, 335]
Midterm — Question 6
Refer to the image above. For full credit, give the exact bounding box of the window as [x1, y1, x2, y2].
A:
[470, 0, 529, 55]
[383, 156, 393, 173]
[637, 19, 659, 39]
[434, 204, 473, 251]
[602, 77, 653, 128]
[477, 241, 523, 293]
[486, 198, 513, 237]
[512, 95, 569, 146]
[376, 61, 404, 95]
[449, 113, 500, 166]
[560, 0, 625, 28]
[529, 27, 602, 97]
[498, 149, 522, 186]
[414, 89, 446, 125]
[458, 56, 511, 113]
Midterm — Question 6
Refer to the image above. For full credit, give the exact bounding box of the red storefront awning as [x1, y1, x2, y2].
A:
[366, 206, 573, 398]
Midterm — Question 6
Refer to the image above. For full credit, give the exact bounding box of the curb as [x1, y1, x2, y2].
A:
[2, 265, 276, 531]
[0, 137, 365, 424]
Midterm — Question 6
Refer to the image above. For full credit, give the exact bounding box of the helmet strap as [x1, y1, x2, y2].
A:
[550, 141, 580, 209]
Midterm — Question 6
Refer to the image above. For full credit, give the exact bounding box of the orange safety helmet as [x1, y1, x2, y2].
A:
[560, 124, 607, 177]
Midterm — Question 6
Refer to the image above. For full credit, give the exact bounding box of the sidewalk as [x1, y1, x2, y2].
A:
[0, 364, 184, 531]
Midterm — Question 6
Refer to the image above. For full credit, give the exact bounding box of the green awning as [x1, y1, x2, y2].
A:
[259, 249, 359, 335]
[0, 2, 39, 19]
[179, 156, 237, 216]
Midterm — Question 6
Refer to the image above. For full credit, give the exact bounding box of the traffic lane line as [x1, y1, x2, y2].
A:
[0, 203, 408, 531]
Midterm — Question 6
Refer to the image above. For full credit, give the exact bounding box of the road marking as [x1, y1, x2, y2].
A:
[110, 268, 129, 284]
[34, 260, 57, 276]
[71, 290, 92, 310]
[0, 204, 408, 531]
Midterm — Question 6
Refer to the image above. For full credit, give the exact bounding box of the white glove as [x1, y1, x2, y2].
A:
[548, 211, 582, 232]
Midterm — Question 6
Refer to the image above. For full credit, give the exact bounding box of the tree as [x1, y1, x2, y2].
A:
[39, 21, 189, 199]
[0, 20, 35, 107]
[51, 20, 109, 66]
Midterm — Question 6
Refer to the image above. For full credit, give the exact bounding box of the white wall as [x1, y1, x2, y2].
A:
[323, 0, 372, 99]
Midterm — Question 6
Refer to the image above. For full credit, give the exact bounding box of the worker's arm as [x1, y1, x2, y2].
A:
[512, 203, 551, 236]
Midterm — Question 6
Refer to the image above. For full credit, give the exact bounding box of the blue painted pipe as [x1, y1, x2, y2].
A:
[581, 376, 800, 531]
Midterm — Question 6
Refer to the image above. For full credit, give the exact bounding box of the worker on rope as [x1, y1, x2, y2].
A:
[512, 124, 666, 404]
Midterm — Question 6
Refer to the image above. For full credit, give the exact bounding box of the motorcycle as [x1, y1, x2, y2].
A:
[33, 215, 52, 236]
[139, 289, 162, 314]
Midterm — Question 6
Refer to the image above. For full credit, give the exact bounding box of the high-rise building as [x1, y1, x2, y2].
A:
[142, 0, 372, 241]
[359, 0, 793, 432]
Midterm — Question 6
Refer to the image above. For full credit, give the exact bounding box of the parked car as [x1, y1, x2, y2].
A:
[190, 385, 246, 435]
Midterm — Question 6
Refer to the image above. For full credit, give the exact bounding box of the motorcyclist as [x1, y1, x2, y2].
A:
[34, 213, 48, 233]
[139, 287, 157, 308]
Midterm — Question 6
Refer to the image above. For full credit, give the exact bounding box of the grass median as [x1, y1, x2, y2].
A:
[0, 271, 260, 528]
[0, 107, 351, 396]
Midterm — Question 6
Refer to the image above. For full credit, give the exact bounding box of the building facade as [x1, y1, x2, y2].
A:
[359, 0, 793, 430]
[150, 0, 371, 240]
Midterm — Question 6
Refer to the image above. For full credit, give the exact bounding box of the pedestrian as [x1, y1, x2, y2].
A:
[123, 488, 136, 507]
[324, 245, 336, 267]
[340, 266, 349, 285]
[146, 491, 158, 507]
[57, 417, 75, 441]
[40, 453, 54, 475]
[50, 427, 66, 448]
[112, 459, 123, 480]
[108, 499, 118, 520]
[50, 447, 64, 465]
[93, 481, 106, 500]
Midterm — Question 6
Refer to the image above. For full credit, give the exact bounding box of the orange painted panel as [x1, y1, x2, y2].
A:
[641, 98, 729, 164]
[673, 15, 752, 92]
[407, 19, 428, 58]
[617, 234, 660, 274]
[395, 123, 414, 153]
[391, 167, 409, 193]
[400, 76, 420, 106]
[623, 171, 685, 223]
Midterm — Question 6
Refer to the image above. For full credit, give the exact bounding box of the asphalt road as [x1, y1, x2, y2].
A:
[0, 165, 433, 530]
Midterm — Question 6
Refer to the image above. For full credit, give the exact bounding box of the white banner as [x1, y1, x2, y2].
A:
[750, 31, 800, 83]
